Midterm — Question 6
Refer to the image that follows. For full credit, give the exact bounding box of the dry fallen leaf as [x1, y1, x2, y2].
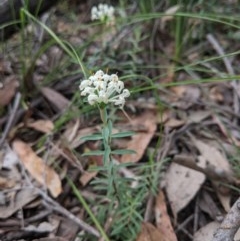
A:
[235, 228, 240, 240]
[164, 118, 185, 128]
[120, 111, 157, 163]
[40, 87, 70, 111]
[209, 85, 229, 103]
[171, 85, 200, 100]
[155, 191, 178, 241]
[165, 162, 205, 219]
[26, 119, 54, 134]
[13, 140, 62, 197]
[69, 126, 99, 149]
[216, 190, 231, 212]
[192, 138, 234, 182]
[0, 76, 19, 107]
[187, 110, 211, 124]
[157, 110, 170, 124]
[0, 176, 15, 189]
[62, 119, 80, 144]
[193, 222, 220, 241]
[160, 5, 180, 30]
[198, 191, 223, 221]
[170, 85, 201, 109]
[79, 147, 103, 186]
[136, 222, 165, 241]
[0, 188, 38, 218]
[80, 170, 98, 186]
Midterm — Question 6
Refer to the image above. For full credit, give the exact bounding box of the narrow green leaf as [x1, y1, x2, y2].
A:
[103, 146, 111, 165]
[82, 150, 105, 156]
[81, 133, 103, 141]
[111, 131, 135, 138]
[91, 179, 109, 185]
[111, 149, 136, 155]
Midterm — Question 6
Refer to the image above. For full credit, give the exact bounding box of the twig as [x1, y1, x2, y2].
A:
[25, 210, 52, 223]
[38, 188, 100, 238]
[18, 156, 100, 238]
[206, 34, 239, 122]
[176, 214, 194, 233]
[0, 92, 21, 147]
[173, 154, 235, 183]
[212, 197, 240, 241]
[193, 196, 199, 233]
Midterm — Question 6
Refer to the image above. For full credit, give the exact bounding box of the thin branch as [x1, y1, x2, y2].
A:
[0, 92, 21, 147]
[206, 34, 239, 122]
[38, 188, 100, 238]
[18, 156, 100, 238]
[212, 197, 240, 241]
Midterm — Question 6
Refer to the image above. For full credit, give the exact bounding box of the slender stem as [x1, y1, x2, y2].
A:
[99, 106, 119, 198]
[67, 177, 110, 241]
[99, 107, 108, 125]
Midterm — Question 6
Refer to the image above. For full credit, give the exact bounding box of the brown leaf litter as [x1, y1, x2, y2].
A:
[12, 139, 62, 198]
[2, 1, 240, 241]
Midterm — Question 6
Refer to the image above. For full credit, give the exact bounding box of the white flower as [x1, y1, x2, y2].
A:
[81, 86, 95, 96]
[91, 4, 115, 25]
[79, 70, 130, 108]
[79, 79, 91, 90]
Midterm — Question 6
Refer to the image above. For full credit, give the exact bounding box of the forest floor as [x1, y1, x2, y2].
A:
[1, 1, 240, 241]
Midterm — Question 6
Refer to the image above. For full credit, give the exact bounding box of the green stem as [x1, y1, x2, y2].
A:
[67, 177, 110, 241]
[99, 106, 119, 198]
[100, 106, 111, 165]
[99, 106, 108, 125]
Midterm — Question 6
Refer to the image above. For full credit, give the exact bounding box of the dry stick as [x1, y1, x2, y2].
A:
[212, 197, 240, 241]
[0, 92, 21, 147]
[206, 34, 239, 122]
[193, 196, 200, 233]
[173, 154, 235, 183]
[144, 131, 174, 221]
[19, 158, 100, 238]
[38, 188, 100, 238]
[205, 35, 240, 240]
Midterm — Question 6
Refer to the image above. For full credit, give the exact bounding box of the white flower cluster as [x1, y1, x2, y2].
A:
[91, 3, 115, 24]
[79, 70, 130, 108]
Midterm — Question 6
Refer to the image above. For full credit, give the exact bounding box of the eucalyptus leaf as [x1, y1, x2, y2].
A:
[111, 149, 136, 155]
[111, 131, 135, 138]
